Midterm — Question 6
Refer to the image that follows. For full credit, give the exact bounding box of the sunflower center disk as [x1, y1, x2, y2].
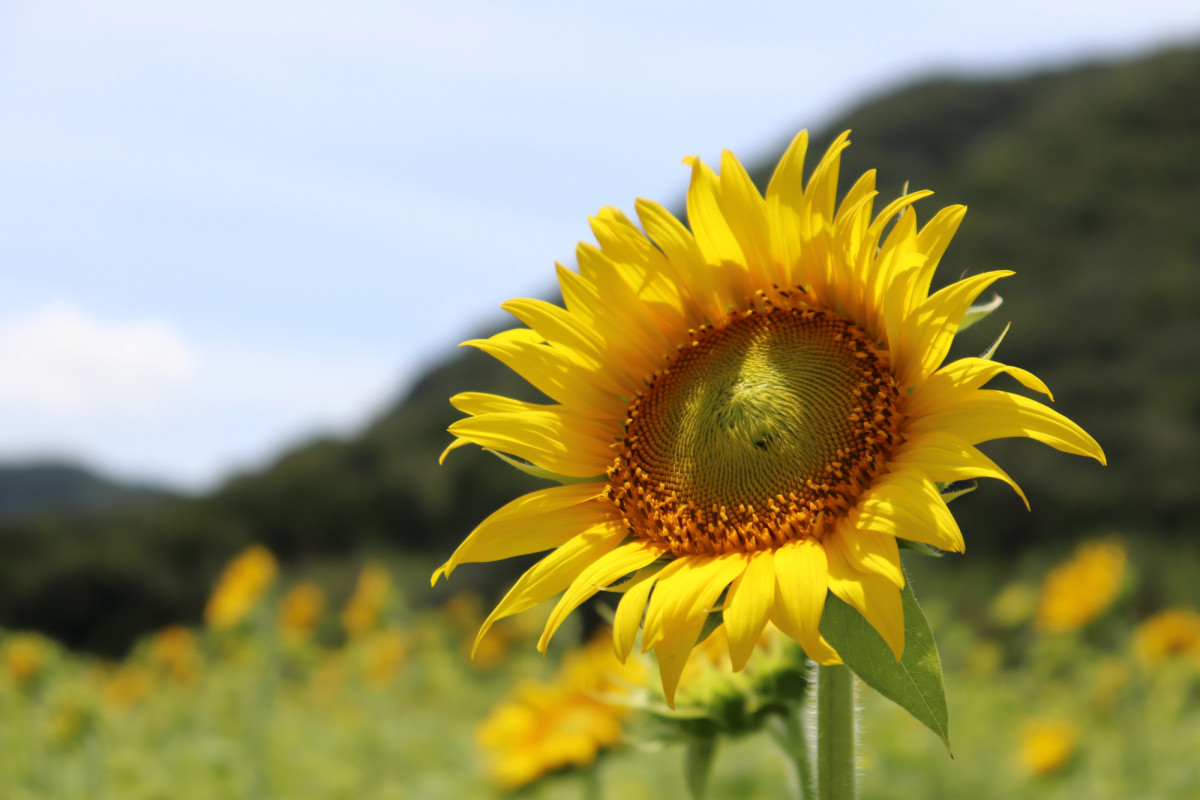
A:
[607, 308, 903, 556]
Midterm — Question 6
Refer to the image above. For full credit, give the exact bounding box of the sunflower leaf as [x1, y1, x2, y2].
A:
[482, 449, 603, 485]
[958, 293, 1003, 332]
[819, 581, 952, 754]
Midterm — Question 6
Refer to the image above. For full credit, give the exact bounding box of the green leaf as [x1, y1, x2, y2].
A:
[482, 449, 603, 485]
[683, 736, 718, 800]
[819, 579, 952, 754]
[958, 293, 1003, 332]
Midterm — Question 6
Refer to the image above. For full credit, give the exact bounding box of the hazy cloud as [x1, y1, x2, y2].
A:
[0, 303, 195, 415]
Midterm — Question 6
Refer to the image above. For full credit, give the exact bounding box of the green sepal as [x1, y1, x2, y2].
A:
[482, 449, 604, 485]
[979, 320, 1012, 361]
[683, 736, 718, 800]
[897, 539, 944, 558]
[937, 479, 978, 504]
[958, 293, 1003, 333]
[696, 605, 725, 646]
[819, 580, 952, 754]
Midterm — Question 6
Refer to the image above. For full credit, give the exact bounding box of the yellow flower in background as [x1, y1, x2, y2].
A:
[44, 682, 98, 749]
[342, 563, 391, 639]
[279, 581, 328, 640]
[1019, 719, 1079, 775]
[988, 582, 1038, 629]
[151, 626, 203, 684]
[361, 628, 408, 688]
[442, 592, 486, 629]
[465, 624, 511, 671]
[1133, 608, 1200, 668]
[205, 545, 278, 630]
[436, 130, 1105, 702]
[477, 632, 644, 791]
[4, 634, 47, 690]
[103, 663, 154, 713]
[1036, 540, 1126, 633]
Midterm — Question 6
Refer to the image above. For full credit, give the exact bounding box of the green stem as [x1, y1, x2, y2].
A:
[582, 761, 602, 800]
[816, 664, 857, 800]
[769, 708, 813, 800]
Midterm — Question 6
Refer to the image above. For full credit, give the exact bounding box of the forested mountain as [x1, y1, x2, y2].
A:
[0, 462, 171, 521]
[3, 43, 1197, 654]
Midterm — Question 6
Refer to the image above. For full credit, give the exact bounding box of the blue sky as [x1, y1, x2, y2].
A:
[2, 1, 1197, 489]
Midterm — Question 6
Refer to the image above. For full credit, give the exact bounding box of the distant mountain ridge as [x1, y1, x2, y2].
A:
[3, 42, 1198, 654]
[0, 461, 172, 521]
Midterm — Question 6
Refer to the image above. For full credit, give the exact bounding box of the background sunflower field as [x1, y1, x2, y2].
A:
[1, 38, 1198, 800]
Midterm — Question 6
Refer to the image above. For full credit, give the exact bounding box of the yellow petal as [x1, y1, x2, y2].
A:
[635, 197, 726, 324]
[895, 271, 1013, 386]
[556, 258, 668, 370]
[473, 519, 627, 655]
[771, 539, 840, 663]
[890, 431, 1029, 509]
[445, 405, 614, 478]
[724, 551, 775, 671]
[827, 519, 905, 588]
[826, 538, 905, 661]
[906, 389, 1106, 465]
[684, 155, 745, 279]
[909, 204, 967, 310]
[538, 541, 661, 652]
[653, 618, 706, 708]
[718, 149, 775, 288]
[588, 211, 696, 327]
[462, 331, 624, 420]
[642, 555, 743, 651]
[907, 357, 1053, 415]
[856, 470, 965, 553]
[433, 482, 607, 583]
[765, 130, 809, 274]
[613, 566, 661, 662]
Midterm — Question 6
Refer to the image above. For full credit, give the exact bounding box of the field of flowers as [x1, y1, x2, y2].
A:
[3, 537, 1199, 800]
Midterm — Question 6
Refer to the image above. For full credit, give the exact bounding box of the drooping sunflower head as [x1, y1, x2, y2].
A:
[436, 131, 1105, 703]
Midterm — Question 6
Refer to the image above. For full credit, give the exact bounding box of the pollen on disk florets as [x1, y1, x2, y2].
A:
[605, 301, 904, 557]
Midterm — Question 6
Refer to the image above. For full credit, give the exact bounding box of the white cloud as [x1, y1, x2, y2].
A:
[0, 307, 404, 489]
[0, 302, 195, 415]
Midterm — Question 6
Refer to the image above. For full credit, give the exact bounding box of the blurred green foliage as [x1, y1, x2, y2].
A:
[2, 538, 1199, 799]
[1, 44, 1197, 654]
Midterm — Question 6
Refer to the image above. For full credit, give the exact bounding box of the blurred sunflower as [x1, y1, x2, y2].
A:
[151, 625, 203, 684]
[4, 634, 49, 690]
[436, 131, 1104, 702]
[278, 581, 328, 640]
[205, 545, 278, 630]
[1035, 539, 1126, 633]
[476, 632, 643, 790]
[1133, 608, 1200, 668]
[1019, 718, 1079, 775]
[342, 563, 391, 640]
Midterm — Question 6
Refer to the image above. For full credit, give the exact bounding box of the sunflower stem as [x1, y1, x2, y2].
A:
[816, 663, 857, 800]
[768, 707, 814, 800]
[583, 762, 603, 800]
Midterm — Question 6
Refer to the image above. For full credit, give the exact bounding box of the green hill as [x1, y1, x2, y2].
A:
[2, 43, 1197, 654]
[0, 462, 171, 521]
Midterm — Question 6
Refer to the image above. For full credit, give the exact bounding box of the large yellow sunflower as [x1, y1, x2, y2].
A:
[434, 131, 1105, 703]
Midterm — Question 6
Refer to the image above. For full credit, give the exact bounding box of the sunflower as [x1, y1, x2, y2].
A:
[435, 131, 1105, 703]
[476, 631, 644, 790]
